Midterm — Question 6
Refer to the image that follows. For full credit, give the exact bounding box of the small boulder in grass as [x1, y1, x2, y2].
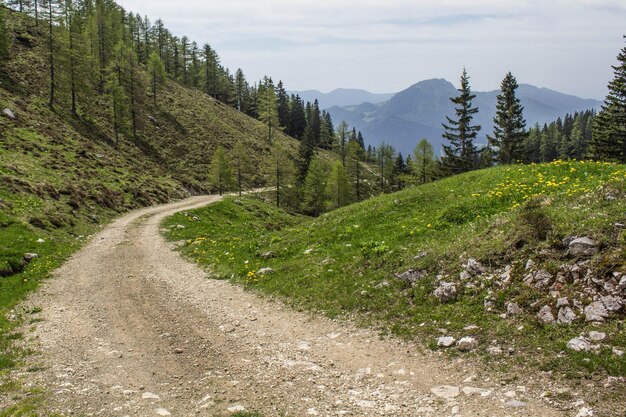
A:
[256, 267, 275, 275]
[584, 301, 609, 322]
[506, 302, 523, 316]
[2, 108, 16, 119]
[437, 336, 456, 348]
[567, 337, 592, 352]
[568, 237, 599, 257]
[537, 306, 556, 324]
[456, 337, 477, 352]
[433, 282, 457, 303]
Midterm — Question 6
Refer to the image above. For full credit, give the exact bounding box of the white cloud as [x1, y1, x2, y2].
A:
[117, 0, 625, 98]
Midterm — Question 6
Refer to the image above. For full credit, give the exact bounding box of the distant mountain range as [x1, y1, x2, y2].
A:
[318, 79, 602, 156]
[288, 88, 394, 110]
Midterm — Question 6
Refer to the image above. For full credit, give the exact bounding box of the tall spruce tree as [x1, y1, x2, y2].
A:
[441, 68, 481, 173]
[488, 72, 527, 164]
[297, 125, 317, 184]
[590, 36, 626, 162]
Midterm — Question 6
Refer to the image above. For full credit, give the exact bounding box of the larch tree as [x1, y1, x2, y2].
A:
[590, 36, 626, 162]
[345, 140, 366, 202]
[488, 72, 527, 164]
[230, 141, 247, 196]
[335, 120, 349, 166]
[302, 156, 330, 216]
[208, 146, 233, 196]
[266, 142, 294, 207]
[325, 161, 351, 210]
[257, 77, 279, 144]
[441, 68, 481, 173]
[413, 139, 436, 185]
[147, 51, 165, 109]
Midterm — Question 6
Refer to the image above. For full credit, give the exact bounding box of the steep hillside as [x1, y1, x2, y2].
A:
[328, 79, 602, 155]
[0, 8, 299, 385]
[166, 160, 626, 415]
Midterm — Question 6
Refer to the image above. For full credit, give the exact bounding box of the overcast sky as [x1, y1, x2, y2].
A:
[117, 0, 625, 99]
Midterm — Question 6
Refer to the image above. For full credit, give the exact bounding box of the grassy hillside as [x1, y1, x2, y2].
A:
[165, 160, 626, 414]
[0, 9, 300, 405]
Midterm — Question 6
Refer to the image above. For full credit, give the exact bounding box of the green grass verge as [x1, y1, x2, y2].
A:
[163, 161, 626, 382]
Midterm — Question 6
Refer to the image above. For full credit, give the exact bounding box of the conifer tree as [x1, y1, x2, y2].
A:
[488, 72, 527, 164]
[297, 125, 317, 184]
[147, 51, 165, 108]
[230, 141, 247, 196]
[590, 36, 626, 162]
[266, 142, 294, 207]
[208, 146, 233, 195]
[325, 161, 351, 210]
[335, 121, 349, 166]
[257, 77, 279, 144]
[345, 140, 366, 202]
[44, 0, 61, 108]
[234, 68, 248, 112]
[377, 143, 395, 193]
[276, 80, 289, 128]
[413, 139, 436, 185]
[302, 156, 329, 216]
[441, 68, 480, 173]
[319, 111, 334, 149]
[287, 94, 306, 139]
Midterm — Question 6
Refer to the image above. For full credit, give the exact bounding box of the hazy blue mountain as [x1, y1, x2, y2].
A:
[327, 79, 603, 156]
[289, 88, 395, 109]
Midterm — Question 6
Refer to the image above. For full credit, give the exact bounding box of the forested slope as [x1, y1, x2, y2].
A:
[0, 7, 298, 384]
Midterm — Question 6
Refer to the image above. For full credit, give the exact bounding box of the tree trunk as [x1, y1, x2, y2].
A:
[48, 1, 54, 109]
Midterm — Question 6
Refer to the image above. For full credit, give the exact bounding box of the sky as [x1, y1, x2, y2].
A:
[116, 0, 626, 100]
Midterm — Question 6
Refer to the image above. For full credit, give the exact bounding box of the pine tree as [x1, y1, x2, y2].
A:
[413, 139, 436, 185]
[208, 146, 233, 196]
[302, 156, 329, 216]
[488, 72, 527, 164]
[147, 51, 165, 109]
[590, 36, 626, 162]
[325, 161, 351, 210]
[441, 68, 481, 173]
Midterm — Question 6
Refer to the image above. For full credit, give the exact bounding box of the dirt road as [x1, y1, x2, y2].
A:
[20, 196, 565, 416]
